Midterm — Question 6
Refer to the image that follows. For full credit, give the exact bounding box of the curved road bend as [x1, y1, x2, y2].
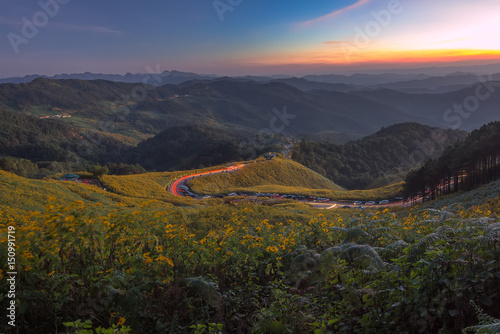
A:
[169, 164, 245, 197]
[168, 164, 407, 209]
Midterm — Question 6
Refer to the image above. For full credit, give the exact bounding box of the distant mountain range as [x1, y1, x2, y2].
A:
[2, 69, 499, 95]
[352, 82, 500, 131]
[0, 70, 218, 85]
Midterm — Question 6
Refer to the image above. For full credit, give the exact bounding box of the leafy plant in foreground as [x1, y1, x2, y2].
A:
[463, 301, 500, 334]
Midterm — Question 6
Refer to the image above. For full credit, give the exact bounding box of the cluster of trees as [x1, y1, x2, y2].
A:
[292, 123, 467, 189]
[0, 156, 51, 178]
[0, 107, 134, 172]
[107, 163, 146, 175]
[128, 124, 283, 171]
[0, 155, 147, 179]
[404, 121, 500, 200]
[0, 107, 81, 166]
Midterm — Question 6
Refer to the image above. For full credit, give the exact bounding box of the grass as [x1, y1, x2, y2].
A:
[0, 169, 197, 212]
[0, 170, 132, 211]
[188, 157, 345, 193]
[187, 157, 403, 201]
[0, 155, 404, 214]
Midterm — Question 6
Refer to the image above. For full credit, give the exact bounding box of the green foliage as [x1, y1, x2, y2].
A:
[293, 123, 466, 189]
[106, 162, 146, 175]
[189, 323, 223, 334]
[463, 301, 500, 334]
[63, 319, 131, 334]
[91, 164, 109, 178]
[405, 121, 500, 201]
[1, 155, 500, 333]
[127, 125, 281, 171]
[0, 106, 131, 168]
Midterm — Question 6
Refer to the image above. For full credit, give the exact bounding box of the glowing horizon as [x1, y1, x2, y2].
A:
[0, 0, 499, 77]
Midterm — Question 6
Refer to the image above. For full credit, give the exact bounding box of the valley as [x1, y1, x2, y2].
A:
[0, 72, 499, 334]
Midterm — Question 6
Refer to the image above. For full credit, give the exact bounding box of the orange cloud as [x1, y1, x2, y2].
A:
[231, 48, 500, 68]
[384, 49, 500, 64]
[298, 0, 371, 27]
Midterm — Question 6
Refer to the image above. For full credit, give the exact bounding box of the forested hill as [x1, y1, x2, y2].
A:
[0, 78, 435, 138]
[292, 123, 468, 190]
[0, 106, 130, 174]
[126, 125, 282, 171]
[405, 121, 500, 199]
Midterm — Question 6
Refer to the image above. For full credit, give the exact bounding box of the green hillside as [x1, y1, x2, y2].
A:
[127, 125, 283, 171]
[0, 106, 131, 171]
[188, 156, 345, 194]
[293, 122, 467, 189]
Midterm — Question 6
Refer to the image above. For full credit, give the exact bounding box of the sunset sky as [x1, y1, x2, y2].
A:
[1, 0, 500, 77]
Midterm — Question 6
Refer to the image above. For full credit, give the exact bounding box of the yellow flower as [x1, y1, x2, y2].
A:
[266, 246, 279, 253]
[117, 317, 126, 326]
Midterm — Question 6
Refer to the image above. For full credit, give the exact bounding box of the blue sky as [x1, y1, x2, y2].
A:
[1, 0, 499, 77]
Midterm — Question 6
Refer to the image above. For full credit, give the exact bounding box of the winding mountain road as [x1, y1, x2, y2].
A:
[168, 163, 408, 208]
[169, 164, 245, 197]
